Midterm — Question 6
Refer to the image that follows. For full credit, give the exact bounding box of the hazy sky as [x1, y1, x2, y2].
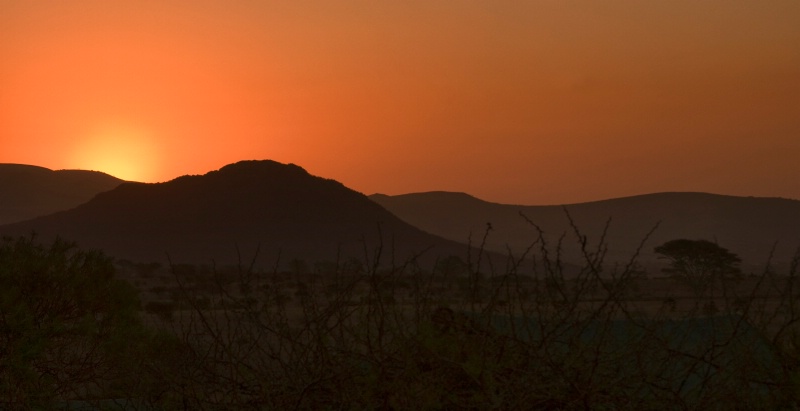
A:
[2, 1, 798, 204]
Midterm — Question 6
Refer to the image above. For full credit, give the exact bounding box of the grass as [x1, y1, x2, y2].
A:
[4, 215, 800, 410]
[128, 218, 800, 410]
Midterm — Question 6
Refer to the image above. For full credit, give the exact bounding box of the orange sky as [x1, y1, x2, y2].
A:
[2, 1, 799, 204]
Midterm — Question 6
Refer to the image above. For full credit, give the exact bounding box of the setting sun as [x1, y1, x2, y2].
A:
[1, 0, 798, 203]
[69, 125, 161, 182]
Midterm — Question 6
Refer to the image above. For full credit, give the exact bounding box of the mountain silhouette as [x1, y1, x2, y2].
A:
[0, 161, 475, 268]
[370, 191, 800, 272]
[0, 164, 124, 225]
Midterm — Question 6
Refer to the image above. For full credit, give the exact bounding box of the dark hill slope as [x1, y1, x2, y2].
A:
[0, 161, 473, 268]
[370, 191, 800, 271]
[0, 164, 123, 225]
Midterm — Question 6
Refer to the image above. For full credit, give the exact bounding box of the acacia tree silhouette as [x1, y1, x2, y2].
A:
[654, 239, 742, 303]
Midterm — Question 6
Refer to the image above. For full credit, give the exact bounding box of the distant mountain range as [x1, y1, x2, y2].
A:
[0, 164, 123, 225]
[370, 191, 800, 271]
[3, 161, 798, 273]
[0, 161, 473, 268]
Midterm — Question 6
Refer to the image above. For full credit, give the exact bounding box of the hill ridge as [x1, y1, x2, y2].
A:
[0, 164, 124, 225]
[1, 160, 475, 268]
[376, 190, 799, 207]
[370, 191, 800, 270]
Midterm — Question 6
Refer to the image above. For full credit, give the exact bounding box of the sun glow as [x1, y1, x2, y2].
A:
[69, 126, 161, 182]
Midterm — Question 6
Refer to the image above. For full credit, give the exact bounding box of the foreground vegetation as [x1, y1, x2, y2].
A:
[2, 218, 800, 410]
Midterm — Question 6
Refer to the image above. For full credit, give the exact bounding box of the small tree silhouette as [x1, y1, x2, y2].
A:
[654, 239, 741, 298]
